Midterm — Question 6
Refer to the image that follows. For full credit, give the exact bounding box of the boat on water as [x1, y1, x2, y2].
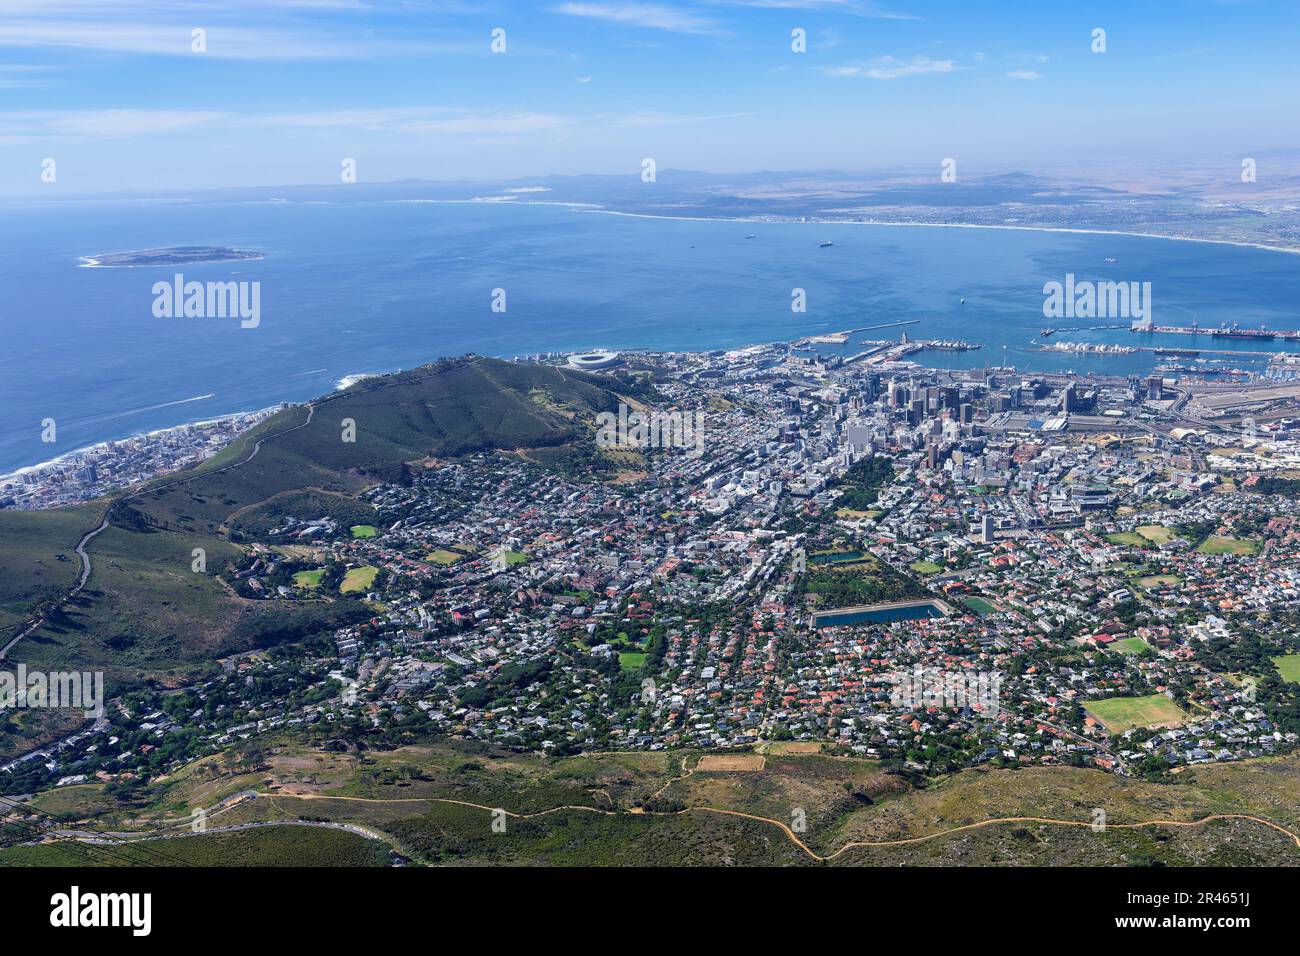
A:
[1104, 257, 1118, 263]
[745, 234, 756, 239]
[1040, 327, 1056, 337]
[1213, 324, 1275, 340]
[819, 241, 834, 248]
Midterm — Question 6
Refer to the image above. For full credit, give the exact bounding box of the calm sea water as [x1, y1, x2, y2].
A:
[3, 198, 1300, 473]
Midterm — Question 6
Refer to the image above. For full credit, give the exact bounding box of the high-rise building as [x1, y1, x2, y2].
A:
[1061, 384, 1076, 413]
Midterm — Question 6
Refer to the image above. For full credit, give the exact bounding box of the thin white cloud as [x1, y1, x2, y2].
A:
[0, 19, 474, 58]
[0, 62, 51, 87]
[607, 109, 756, 128]
[827, 55, 956, 80]
[550, 3, 723, 35]
[0, 105, 756, 142]
[1006, 69, 1040, 80]
[0, 107, 573, 141]
[704, 0, 918, 19]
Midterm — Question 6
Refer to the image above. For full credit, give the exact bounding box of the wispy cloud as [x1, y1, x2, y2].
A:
[1006, 69, 1040, 80]
[0, 19, 474, 58]
[606, 109, 756, 127]
[0, 104, 758, 143]
[0, 63, 51, 87]
[0, 107, 574, 142]
[549, 3, 724, 35]
[704, 0, 918, 19]
[827, 55, 956, 80]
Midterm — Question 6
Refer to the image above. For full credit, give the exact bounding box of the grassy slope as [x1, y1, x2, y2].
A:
[0, 826, 390, 867]
[0, 504, 101, 643]
[15, 741, 1297, 867]
[0, 358, 629, 688]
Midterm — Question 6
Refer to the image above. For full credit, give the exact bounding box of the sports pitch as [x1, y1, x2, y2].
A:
[1086, 694, 1187, 733]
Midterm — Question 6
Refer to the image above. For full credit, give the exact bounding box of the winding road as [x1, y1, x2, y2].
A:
[0, 404, 316, 664]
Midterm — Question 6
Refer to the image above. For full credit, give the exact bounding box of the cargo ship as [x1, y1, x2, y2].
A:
[1212, 324, 1275, 340]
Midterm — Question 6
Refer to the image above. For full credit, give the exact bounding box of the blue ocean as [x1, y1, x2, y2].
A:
[3, 197, 1300, 473]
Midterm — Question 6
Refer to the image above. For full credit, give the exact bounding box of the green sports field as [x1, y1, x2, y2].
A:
[1086, 694, 1187, 734]
[293, 568, 325, 589]
[1272, 655, 1300, 683]
[350, 524, 378, 538]
[1135, 525, 1174, 545]
[340, 566, 379, 593]
[618, 651, 648, 672]
[1197, 535, 1260, 556]
[1106, 531, 1145, 547]
[1114, 637, 1152, 656]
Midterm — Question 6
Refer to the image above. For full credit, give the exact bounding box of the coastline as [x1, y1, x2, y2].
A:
[0, 406, 284, 501]
[586, 208, 1300, 257]
[13, 204, 1300, 485]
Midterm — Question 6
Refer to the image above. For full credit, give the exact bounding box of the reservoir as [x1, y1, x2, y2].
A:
[813, 599, 949, 627]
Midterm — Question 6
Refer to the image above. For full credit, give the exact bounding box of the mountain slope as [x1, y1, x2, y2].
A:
[0, 356, 635, 692]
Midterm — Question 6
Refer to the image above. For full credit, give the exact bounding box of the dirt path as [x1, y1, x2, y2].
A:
[1, 404, 317, 662]
[105, 783, 1297, 865]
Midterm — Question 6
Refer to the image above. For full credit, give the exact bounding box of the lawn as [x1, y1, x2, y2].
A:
[340, 566, 379, 593]
[350, 524, 378, 539]
[910, 560, 943, 575]
[293, 568, 325, 589]
[1106, 531, 1146, 547]
[1272, 655, 1300, 684]
[1136, 525, 1175, 545]
[425, 550, 463, 565]
[961, 596, 997, 616]
[1196, 535, 1260, 556]
[618, 651, 648, 672]
[1114, 637, 1152, 656]
[505, 550, 529, 566]
[1137, 574, 1181, 589]
[1086, 694, 1187, 734]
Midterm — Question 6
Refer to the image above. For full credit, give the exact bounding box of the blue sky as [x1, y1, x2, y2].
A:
[1, 0, 1298, 195]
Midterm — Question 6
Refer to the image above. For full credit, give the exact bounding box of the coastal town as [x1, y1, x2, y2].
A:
[0, 408, 281, 511]
[6, 340, 1300, 795]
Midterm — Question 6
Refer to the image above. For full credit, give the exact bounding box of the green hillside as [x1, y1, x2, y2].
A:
[0, 356, 635, 689]
[126, 357, 626, 536]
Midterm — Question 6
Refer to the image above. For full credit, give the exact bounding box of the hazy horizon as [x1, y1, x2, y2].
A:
[2, 1, 1298, 197]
